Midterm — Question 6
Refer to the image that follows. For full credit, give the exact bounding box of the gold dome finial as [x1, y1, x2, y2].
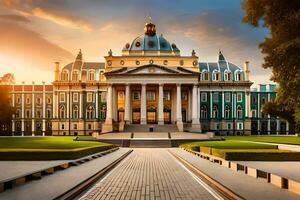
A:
[144, 16, 156, 36]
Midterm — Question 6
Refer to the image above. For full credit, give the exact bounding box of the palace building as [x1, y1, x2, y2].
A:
[4, 21, 294, 136]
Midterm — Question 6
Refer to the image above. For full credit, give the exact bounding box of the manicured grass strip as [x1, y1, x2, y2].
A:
[181, 140, 300, 161]
[219, 136, 300, 146]
[0, 136, 115, 160]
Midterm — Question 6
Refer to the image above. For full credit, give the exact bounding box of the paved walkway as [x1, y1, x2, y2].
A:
[169, 148, 300, 200]
[80, 149, 218, 200]
[0, 149, 131, 200]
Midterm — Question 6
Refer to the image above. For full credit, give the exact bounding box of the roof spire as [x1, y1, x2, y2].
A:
[76, 49, 82, 60]
[218, 49, 226, 61]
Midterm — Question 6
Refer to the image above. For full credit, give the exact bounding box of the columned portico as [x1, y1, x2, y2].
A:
[102, 84, 113, 132]
[176, 84, 183, 131]
[158, 83, 164, 125]
[140, 83, 147, 124]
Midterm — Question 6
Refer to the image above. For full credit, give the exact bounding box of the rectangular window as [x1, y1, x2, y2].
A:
[61, 123, 65, 130]
[201, 93, 207, 102]
[88, 124, 92, 130]
[73, 124, 77, 130]
[181, 91, 188, 101]
[215, 123, 220, 130]
[147, 91, 156, 101]
[227, 123, 232, 130]
[251, 110, 256, 118]
[87, 93, 93, 102]
[213, 92, 219, 103]
[237, 122, 243, 130]
[73, 93, 78, 102]
[132, 91, 140, 100]
[163, 91, 171, 101]
[225, 93, 230, 102]
[60, 93, 65, 102]
[237, 93, 242, 102]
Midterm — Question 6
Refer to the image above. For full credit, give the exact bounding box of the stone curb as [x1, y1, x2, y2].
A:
[182, 148, 300, 196]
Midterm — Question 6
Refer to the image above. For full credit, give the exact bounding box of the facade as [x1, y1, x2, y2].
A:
[5, 21, 293, 136]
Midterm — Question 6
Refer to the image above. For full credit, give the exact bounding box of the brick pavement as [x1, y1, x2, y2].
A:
[80, 149, 217, 200]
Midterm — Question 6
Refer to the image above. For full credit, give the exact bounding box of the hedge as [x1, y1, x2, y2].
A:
[0, 144, 116, 161]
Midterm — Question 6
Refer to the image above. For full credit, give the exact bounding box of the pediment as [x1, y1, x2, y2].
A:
[105, 64, 199, 76]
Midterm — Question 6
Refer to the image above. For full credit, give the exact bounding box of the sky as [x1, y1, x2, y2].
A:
[0, 0, 272, 87]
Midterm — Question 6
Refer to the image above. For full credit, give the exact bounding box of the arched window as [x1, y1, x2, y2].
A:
[61, 71, 69, 81]
[212, 70, 220, 81]
[86, 106, 94, 119]
[89, 71, 95, 81]
[235, 71, 243, 81]
[100, 71, 105, 81]
[224, 70, 231, 81]
[225, 105, 230, 119]
[201, 71, 209, 81]
[212, 105, 218, 118]
[72, 70, 79, 81]
[200, 105, 207, 119]
[59, 106, 65, 118]
[73, 106, 79, 119]
[237, 105, 243, 119]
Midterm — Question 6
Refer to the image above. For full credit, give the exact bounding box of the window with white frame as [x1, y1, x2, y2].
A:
[89, 71, 95, 81]
[202, 71, 209, 81]
[26, 97, 30, 104]
[237, 105, 243, 119]
[224, 71, 229, 81]
[181, 91, 188, 101]
[61, 71, 69, 81]
[213, 92, 219, 103]
[73, 93, 78, 102]
[87, 93, 93, 102]
[99, 71, 105, 81]
[212, 105, 218, 118]
[147, 91, 156, 101]
[225, 92, 230, 102]
[72, 70, 79, 81]
[237, 93, 242, 102]
[60, 93, 65, 102]
[163, 91, 171, 101]
[86, 106, 94, 119]
[73, 106, 79, 119]
[212, 71, 220, 81]
[224, 105, 230, 119]
[59, 106, 65, 118]
[201, 92, 207, 102]
[200, 105, 207, 119]
[132, 91, 140, 101]
[61, 123, 65, 130]
[227, 123, 232, 130]
[236, 71, 242, 81]
[237, 122, 243, 130]
[73, 124, 77, 130]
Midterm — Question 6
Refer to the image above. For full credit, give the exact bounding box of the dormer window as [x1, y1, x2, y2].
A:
[72, 70, 79, 81]
[61, 71, 69, 81]
[201, 71, 209, 81]
[235, 71, 243, 81]
[212, 70, 220, 81]
[89, 71, 95, 81]
[224, 70, 231, 81]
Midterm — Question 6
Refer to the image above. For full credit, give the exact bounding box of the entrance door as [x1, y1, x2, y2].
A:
[132, 108, 140, 124]
[164, 110, 171, 124]
[147, 111, 156, 124]
[182, 110, 187, 122]
[118, 110, 124, 122]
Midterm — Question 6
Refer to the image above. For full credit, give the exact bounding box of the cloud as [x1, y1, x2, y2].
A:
[0, 0, 93, 31]
[0, 20, 74, 70]
[0, 14, 30, 23]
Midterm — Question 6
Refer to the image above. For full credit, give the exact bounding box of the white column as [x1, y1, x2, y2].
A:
[140, 83, 147, 124]
[95, 90, 99, 119]
[245, 91, 250, 118]
[21, 83, 25, 136]
[124, 84, 131, 124]
[192, 84, 200, 125]
[105, 84, 113, 123]
[42, 83, 46, 136]
[55, 92, 59, 118]
[31, 83, 35, 136]
[210, 92, 213, 117]
[176, 84, 183, 131]
[158, 83, 164, 125]
[197, 88, 200, 120]
[286, 121, 289, 135]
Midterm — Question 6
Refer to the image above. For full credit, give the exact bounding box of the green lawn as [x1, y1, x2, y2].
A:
[0, 137, 115, 160]
[181, 140, 300, 161]
[220, 136, 300, 145]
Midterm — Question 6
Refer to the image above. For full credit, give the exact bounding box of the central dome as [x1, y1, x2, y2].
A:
[122, 21, 180, 55]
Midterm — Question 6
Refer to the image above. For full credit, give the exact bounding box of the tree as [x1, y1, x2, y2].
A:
[242, 0, 300, 130]
[0, 85, 14, 135]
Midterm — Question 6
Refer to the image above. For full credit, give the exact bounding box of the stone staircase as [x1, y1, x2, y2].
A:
[124, 124, 178, 132]
[129, 139, 172, 148]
